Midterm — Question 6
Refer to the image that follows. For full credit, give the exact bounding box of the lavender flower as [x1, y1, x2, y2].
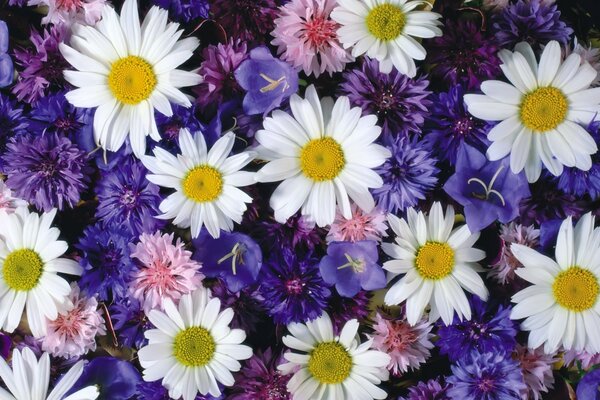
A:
[211, 0, 278, 43]
[229, 348, 291, 400]
[152, 0, 209, 22]
[0, 21, 13, 88]
[399, 378, 451, 400]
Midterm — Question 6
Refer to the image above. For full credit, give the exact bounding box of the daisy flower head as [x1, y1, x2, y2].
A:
[138, 287, 253, 399]
[0, 347, 99, 400]
[510, 212, 600, 353]
[331, 0, 443, 77]
[142, 128, 256, 239]
[464, 40, 600, 183]
[278, 312, 391, 400]
[381, 202, 489, 326]
[60, 0, 202, 158]
[255, 85, 391, 227]
[0, 207, 83, 338]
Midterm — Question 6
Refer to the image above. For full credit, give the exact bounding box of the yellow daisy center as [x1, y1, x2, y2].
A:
[183, 165, 223, 203]
[308, 342, 353, 384]
[552, 267, 599, 312]
[300, 137, 345, 182]
[2, 249, 44, 291]
[519, 87, 568, 132]
[415, 242, 455, 280]
[366, 3, 406, 41]
[108, 56, 157, 105]
[173, 326, 216, 367]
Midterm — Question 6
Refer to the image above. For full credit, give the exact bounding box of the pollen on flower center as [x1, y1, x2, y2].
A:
[308, 341, 353, 384]
[173, 326, 216, 367]
[182, 165, 224, 203]
[304, 15, 338, 48]
[519, 86, 568, 132]
[415, 242, 455, 280]
[366, 3, 406, 41]
[2, 249, 44, 291]
[108, 56, 157, 105]
[300, 137, 345, 182]
[552, 266, 599, 312]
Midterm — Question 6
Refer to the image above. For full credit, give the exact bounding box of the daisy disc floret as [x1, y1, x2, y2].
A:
[138, 288, 253, 399]
[510, 212, 600, 353]
[255, 85, 391, 227]
[382, 202, 489, 326]
[0, 207, 83, 337]
[142, 128, 256, 239]
[464, 40, 600, 183]
[60, 0, 202, 157]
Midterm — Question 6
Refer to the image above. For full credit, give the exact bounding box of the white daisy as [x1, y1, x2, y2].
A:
[510, 212, 600, 354]
[60, 0, 202, 158]
[142, 128, 256, 239]
[331, 0, 442, 77]
[0, 347, 99, 400]
[255, 85, 391, 227]
[464, 40, 600, 183]
[0, 208, 82, 337]
[381, 202, 489, 325]
[278, 313, 390, 400]
[138, 288, 253, 399]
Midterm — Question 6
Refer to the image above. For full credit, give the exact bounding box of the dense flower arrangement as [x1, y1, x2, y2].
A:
[1, 0, 600, 399]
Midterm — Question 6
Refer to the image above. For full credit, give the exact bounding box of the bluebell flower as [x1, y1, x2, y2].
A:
[577, 369, 600, 400]
[0, 21, 13, 87]
[69, 357, 142, 400]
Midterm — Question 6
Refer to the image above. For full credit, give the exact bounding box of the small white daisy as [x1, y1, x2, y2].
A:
[0, 347, 99, 400]
[278, 312, 391, 400]
[60, 0, 202, 157]
[510, 212, 600, 354]
[331, 0, 442, 77]
[464, 40, 600, 183]
[382, 202, 489, 325]
[142, 128, 256, 239]
[0, 208, 82, 337]
[138, 288, 253, 400]
[255, 85, 391, 227]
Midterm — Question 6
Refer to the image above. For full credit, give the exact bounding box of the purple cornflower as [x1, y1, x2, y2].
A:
[69, 357, 141, 400]
[2, 133, 90, 212]
[135, 381, 223, 399]
[444, 144, 530, 232]
[0, 20, 13, 87]
[427, 20, 501, 90]
[399, 378, 451, 400]
[372, 136, 439, 214]
[437, 297, 517, 362]
[492, 0, 573, 49]
[326, 290, 371, 333]
[519, 176, 584, 226]
[0, 93, 28, 155]
[95, 157, 164, 237]
[424, 84, 490, 165]
[152, 0, 209, 22]
[259, 249, 331, 325]
[155, 103, 203, 145]
[319, 241, 385, 298]
[254, 213, 325, 253]
[12, 25, 70, 104]
[0, 332, 10, 359]
[211, 0, 278, 43]
[209, 279, 267, 333]
[229, 348, 291, 400]
[109, 296, 151, 349]
[339, 58, 431, 138]
[447, 351, 527, 400]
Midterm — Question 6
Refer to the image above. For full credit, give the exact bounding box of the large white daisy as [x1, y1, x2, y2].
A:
[138, 288, 253, 399]
[0, 347, 99, 400]
[464, 40, 600, 183]
[0, 208, 82, 337]
[60, 0, 202, 157]
[142, 128, 256, 239]
[278, 313, 390, 400]
[382, 202, 489, 325]
[255, 85, 390, 227]
[510, 212, 600, 354]
[331, 0, 442, 77]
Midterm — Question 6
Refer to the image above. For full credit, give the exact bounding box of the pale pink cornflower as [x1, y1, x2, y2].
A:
[29, 0, 106, 26]
[271, 0, 353, 77]
[515, 345, 558, 400]
[41, 283, 105, 358]
[326, 203, 388, 243]
[0, 180, 26, 213]
[488, 222, 540, 284]
[129, 231, 203, 313]
[567, 38, 600, 86]
[563, 349, 600, 370]
[370, 312, 434, 376]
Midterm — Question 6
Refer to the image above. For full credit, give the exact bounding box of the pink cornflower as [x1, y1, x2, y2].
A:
[42, 284, 105, 358]
[563, 349, 600, 370]
[271, 0, 353, 77]
[370, 312, 434, 376]
[515, 345, 558, 400]
[326, 203, 388, 243]
[488, 222, 540, 284]
[129, 231, 203, 313]
[0, 180, 26, 213]
[29, 0, 106, 26]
